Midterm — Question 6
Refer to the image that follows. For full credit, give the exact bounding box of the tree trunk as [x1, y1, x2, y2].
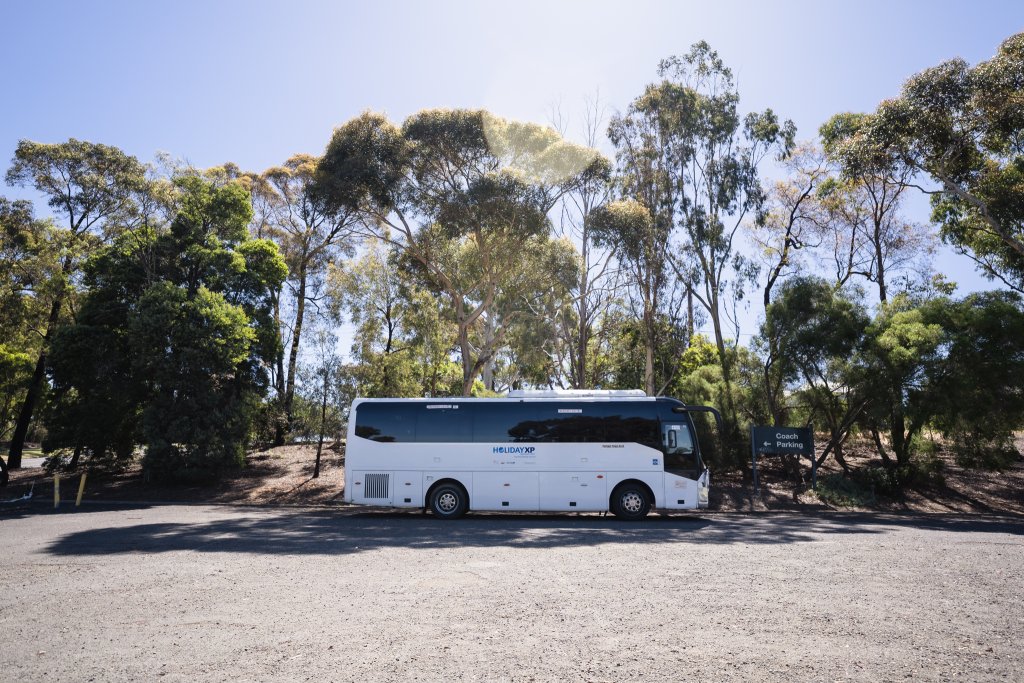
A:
[874, 221, 887, 304]
[68, 443, 83, 470]
[272, 289, 286, 447]
[643, 304, 655, 396]
[481, 314, 495, 392]
[7, 294, 63, 470]
[282, 266, 308, 439]
[459, 322, 475, 396]
[575, 236, 591, 390]
[576, 288, 588, 390]
[313, 369, 329, 479]
[708, 292, 742, 467]
[686, 285, 694, 341]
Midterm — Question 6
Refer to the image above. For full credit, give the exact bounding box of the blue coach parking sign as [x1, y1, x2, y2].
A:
[750, 425, 817, 493]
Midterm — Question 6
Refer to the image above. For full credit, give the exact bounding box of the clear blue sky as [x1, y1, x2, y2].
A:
[2, 0, 1023, 335]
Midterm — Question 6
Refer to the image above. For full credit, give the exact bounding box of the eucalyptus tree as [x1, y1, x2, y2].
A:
[749, 144, 831, 308]
[483, 234, 582, 391]
[299, 327, 342, 479]
[331, 242, 428, 398]
[551, 97, 620, 389]
[0, 198, 60, 483]
[820, 114, 934, 304]
[854, 32, 1024, 293]
[315, 109, 601, 395]
[4, 139, 148, 468]
[654, 43, 795, 390]
[601, 77, 683, 397]
[255, 154, 361, 443]
[588, 200, 667, 395]
[610, 42, 794, 424]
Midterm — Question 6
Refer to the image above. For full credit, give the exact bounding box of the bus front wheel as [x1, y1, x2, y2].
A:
[429, 483, 468, 519]
[611, 483, 651, 520]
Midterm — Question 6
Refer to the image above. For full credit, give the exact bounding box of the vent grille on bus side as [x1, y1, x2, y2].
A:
[364, 473, 390, 499]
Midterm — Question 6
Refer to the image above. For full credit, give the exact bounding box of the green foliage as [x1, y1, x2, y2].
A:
[0, 197, 60, 439]
[679, 334, 718, 377]
[925, 291, 1024, 469]
[317, 108, 600, 395]
[608, 40, 795, 441]
[589, 199, 672, 395]
[818, 454, 945, 506]
[850, 33, 1024, 292]
[3, 139, 153, 466]
[134, 283, 257, 478]
[5, 138, 149, 236]
[46, 175, 285, 481]
[814, 473, 878, 508]
[754, 278, 869, 467]
[951, 437, 1020, 471]
[604, 314, 689, 396]
[330, 242, 458, 398]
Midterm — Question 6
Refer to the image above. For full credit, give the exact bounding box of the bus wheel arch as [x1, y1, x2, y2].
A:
[426, 479, 470, 519]
[609, 480, 653, 520]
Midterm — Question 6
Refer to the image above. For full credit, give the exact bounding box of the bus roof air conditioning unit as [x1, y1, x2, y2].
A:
[505, 389, 648, 398]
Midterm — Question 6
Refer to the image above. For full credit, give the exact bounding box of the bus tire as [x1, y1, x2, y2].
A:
[429, 482, 468, 519]
[611, 482, 651, 520]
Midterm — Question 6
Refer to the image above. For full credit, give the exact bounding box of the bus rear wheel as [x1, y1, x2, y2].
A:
[611, 483, 651, 520]
[429, 483, 468, 519]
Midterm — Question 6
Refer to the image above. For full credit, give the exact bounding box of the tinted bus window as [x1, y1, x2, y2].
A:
[602, 402, 660, 449]
[532, 402, 607, 442]
[416, 403, 472, 443]
[354, 402, 417, 442]
[473, 402, 539, 442]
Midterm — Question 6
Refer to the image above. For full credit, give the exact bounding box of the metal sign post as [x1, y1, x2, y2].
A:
[750, 425, 816, 495]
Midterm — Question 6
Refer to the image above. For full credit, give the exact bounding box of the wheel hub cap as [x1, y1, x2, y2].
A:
[438, 492, 457, 512]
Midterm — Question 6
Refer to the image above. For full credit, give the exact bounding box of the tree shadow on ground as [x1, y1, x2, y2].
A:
[41, 509, 1024, 558]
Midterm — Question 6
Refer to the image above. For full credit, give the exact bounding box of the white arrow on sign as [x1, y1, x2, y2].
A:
[763, 441, 772, 448]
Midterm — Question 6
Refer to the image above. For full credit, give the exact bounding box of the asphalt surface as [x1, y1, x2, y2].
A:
[1, 504, 1022, 682]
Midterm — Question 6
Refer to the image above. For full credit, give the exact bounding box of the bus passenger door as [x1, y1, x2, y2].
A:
[661, 422, 701, 508]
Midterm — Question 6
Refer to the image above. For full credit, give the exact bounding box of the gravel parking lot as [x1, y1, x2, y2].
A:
[1, 505, 1022, 682]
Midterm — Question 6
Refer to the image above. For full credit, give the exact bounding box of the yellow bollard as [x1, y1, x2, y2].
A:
[54, 474, 60, 509]
[76, 472, 87, 507]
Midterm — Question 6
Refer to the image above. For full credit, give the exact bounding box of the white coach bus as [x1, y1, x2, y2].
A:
[343, 390, 721, 520]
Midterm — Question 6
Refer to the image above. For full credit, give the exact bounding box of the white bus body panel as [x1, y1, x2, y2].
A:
[346, 442, 703, 511]
[344, 397, 708, 512]
[538, 471, 606, 511]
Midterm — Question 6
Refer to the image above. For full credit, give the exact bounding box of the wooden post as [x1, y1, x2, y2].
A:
[54, 474, 60, 509]
[76, 472, 87, 506]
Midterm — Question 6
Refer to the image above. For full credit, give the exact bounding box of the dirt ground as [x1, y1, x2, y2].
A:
[3, 506, 1023, 682]
[3, 437, 1023, 514]
[2, 444, 346, 507]
[714, 434, 1024, 514]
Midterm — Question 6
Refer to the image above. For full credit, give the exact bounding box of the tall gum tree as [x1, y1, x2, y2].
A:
[331, 242, 429, 397]
[748, 144, 831, 423]
[820, 114, 934, 305]
[856, 32, 1024, 292]
[588, 200, 666, 395]
[550, 97, 621, 389]
[256, 154, 360, 444]
[315, 109, 603, 395]
[4, 139, 148, 469]
[614, 42, 794, 440]
[657, 44, 794, 401]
